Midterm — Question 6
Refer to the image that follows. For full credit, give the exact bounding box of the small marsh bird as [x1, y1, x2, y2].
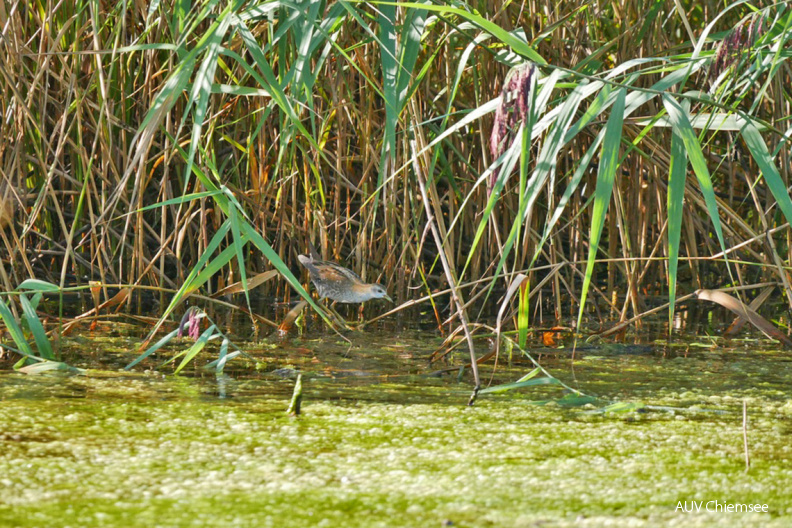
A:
[298, 244, 392, 304]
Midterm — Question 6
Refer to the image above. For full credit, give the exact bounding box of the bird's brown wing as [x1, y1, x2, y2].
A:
[314, 260, 363, 283]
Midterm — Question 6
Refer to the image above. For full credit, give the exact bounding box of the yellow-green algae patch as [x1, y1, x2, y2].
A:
[1, 338, 792, 527]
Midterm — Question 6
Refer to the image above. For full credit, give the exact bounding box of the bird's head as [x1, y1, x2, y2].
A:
[368, 284, 393, 303]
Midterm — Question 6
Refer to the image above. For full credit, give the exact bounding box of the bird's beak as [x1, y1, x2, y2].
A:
[384, 294, 394, 303]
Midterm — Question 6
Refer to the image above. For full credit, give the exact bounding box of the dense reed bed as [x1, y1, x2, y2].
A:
[1, 0, 791, 338]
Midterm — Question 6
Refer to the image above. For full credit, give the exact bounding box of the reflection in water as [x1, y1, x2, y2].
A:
[215, 372, 231, 399]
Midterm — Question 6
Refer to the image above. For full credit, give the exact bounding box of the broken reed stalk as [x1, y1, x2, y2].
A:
[287, 374, 303, 416]
[409, 137, 480, 403]
[743, 400, 750, 472]
[493, 273, 529, 381]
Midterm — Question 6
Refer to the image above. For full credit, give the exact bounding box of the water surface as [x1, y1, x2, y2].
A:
[1, 328, 791, 527]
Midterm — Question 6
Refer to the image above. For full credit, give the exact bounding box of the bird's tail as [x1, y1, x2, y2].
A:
[308, 240, 321, 260]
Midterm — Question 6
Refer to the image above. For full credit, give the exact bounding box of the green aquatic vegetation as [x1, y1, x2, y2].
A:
[2, 334, 792, 528]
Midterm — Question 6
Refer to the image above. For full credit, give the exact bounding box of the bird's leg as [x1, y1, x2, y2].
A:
[325, 301, 355, 332]
[335, 302, 370, 331]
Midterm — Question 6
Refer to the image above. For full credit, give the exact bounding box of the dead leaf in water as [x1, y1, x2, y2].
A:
[695, 289, 792, 347]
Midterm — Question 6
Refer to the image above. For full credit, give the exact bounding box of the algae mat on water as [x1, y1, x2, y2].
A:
[1, 343, 792, 527]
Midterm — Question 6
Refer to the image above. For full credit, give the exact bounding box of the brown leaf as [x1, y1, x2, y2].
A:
[278, 300, 308, 336]
[213, 270, 278, 297]
[724, 286, 774, 337]
[695, 289, 792, 347]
